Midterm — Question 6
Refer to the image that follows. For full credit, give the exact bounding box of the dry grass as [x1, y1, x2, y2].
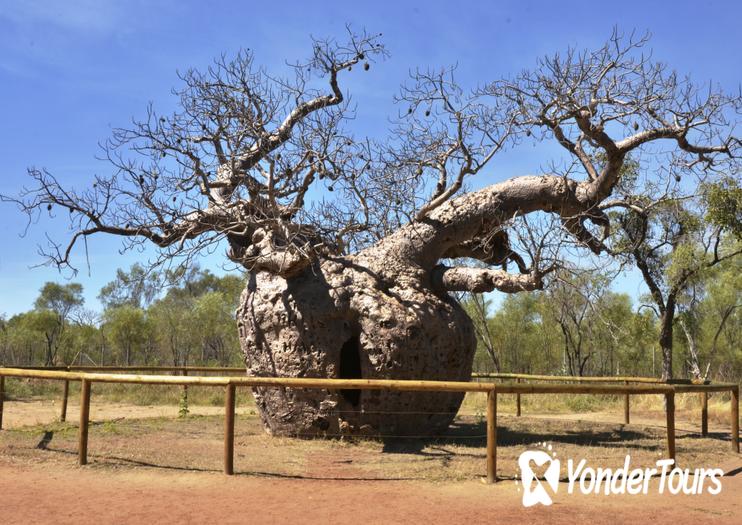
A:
[2, 377, 244, 407]
[461, 391, 735, 427]
[6, 377, 734, 416]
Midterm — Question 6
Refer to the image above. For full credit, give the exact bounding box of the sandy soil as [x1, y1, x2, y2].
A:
[1, 398, 730, 434]
[0, 398, 255, 429]
[0, 458, 739, 524]
[0, 399, 739, 524]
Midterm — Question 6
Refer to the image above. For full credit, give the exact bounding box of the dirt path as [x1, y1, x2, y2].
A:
[0, 457, 739, 524]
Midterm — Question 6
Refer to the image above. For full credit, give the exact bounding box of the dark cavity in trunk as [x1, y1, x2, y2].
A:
[339, 335, 362, 406]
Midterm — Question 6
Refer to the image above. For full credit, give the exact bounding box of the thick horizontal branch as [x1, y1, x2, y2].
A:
[430, 264, 544, 294]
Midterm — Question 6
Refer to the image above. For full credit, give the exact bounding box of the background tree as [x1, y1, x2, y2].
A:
[541, 272, 612, 376]
[679, 256, 742, 380]
[467, 280, 644, 378]
[192, 291, 241, 365]
[3, 313, 46, 366]
[102, 306, 150, 366]
[481, 293, 561, 375]
[0, 315, 8, 365]
[98, 263, 161, 310]
[32, 282, 84, 366]
[461, 293, 502, 372]
[589, 291, 636, 376]
[3, 30, 739, 436]
[64, 320, 104, 366]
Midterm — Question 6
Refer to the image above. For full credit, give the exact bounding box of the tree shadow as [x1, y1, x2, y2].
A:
[34, 444, 417, 480]
[378, 416, 723, 456]
[674, 430, 733, 442]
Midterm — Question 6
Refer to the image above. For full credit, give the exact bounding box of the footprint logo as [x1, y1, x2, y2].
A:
[517, 443, 560, 507]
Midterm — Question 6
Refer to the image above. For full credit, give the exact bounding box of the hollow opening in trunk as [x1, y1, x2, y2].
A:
[339, 334, 362, 406]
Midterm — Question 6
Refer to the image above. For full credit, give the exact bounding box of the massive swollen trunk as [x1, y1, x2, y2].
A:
[237, 250, 476, 437]
[236, 175, 598, 437]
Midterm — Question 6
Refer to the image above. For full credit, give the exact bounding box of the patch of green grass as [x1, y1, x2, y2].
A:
[100, 420, 123, 435]
[7, 420, 78, 438]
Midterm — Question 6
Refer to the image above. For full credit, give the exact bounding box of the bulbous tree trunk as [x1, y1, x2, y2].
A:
[237, 243, 477, 437]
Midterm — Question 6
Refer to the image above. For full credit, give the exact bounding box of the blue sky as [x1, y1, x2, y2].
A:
[1, 0, 740, 316]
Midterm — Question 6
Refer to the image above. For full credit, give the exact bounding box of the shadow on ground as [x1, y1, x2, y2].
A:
[381, 415, 732, 455]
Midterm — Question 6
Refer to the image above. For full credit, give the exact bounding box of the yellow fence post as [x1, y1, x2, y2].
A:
[0, 375, 5, 431]
[60, 380, 70, 422]
[665, 391, 675, 462]
[224, 383, 236, 475]
[516, 378, 521, 417]
[624, 381, 630, 425]
[732, 386, 739, 454]
[78, 379, 91, 466]
[486, 389, 497, 483]
[181, 369, 189, 416]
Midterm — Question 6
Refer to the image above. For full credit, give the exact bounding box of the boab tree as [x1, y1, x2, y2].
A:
[4, 30, 739, 436]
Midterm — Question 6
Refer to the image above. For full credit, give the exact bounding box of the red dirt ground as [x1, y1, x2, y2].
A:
[0, 457, 740, 524]
[1, 398, 739, 524]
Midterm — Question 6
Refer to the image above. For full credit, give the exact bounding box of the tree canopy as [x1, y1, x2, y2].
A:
[2, 29, 738, 294]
